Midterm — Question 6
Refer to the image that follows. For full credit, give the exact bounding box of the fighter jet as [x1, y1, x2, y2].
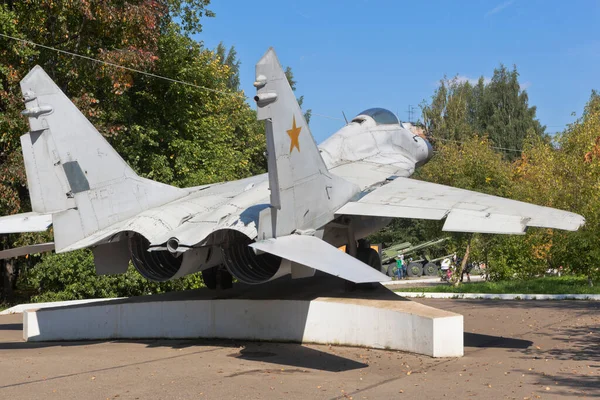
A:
[0, 48, 585, 289]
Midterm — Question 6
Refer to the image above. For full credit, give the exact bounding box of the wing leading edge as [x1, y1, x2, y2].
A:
[335, 177, 584, 234]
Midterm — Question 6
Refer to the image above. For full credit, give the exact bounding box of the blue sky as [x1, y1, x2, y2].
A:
[196, 0, 600, 143]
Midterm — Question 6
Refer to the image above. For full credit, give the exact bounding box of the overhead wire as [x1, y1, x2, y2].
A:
[311, 112, 345, 122]
[429, 137, 523, 153]
[0, 32, 555, 154]
[1, 32, 357, 125]
[0, 32, 244, 98]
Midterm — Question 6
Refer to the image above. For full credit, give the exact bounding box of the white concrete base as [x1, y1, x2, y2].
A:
[22, 295, 463, 358]
[0, 298, 123, 315]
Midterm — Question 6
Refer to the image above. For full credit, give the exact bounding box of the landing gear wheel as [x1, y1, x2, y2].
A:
[217, 268, 233, 289]
[407, 262, 423, 277]
[351, 247, 383, 290]
[424, 262, 438, 276]
[202, 268, 217, 290]
[202, 266, 233, 290]
[386, 263, 396, 277]
[358, 248, 383, 272]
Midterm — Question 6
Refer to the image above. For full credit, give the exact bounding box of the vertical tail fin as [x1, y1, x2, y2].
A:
[254, 48, 357, 238]
[19, 66, 185, 251]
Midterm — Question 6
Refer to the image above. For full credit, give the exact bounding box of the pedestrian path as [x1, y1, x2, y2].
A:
[393, 292, 600, 300]
[382, 274, 484, 287]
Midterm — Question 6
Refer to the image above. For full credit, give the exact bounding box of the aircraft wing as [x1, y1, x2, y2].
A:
[335, 177, 584, 234]
[0, 212, 52, 234]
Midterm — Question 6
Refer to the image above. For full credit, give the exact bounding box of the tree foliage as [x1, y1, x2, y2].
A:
[0, 0, 272, 302]
[284, 66, 312, 124]
[421, 65, 545, 160]
[406, 91, 600, 285]
[25, 250, 204, 302]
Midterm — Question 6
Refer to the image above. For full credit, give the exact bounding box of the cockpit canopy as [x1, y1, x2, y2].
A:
[353, 108, 399, 125]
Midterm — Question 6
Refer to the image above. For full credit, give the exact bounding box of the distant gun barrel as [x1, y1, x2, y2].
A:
[402, 237, 449, 254]
[380, 237, 450, 264]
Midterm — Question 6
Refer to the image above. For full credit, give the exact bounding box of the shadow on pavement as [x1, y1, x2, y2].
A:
[0, 340, 367, 390]
[517, 369, 600, 398]
[227, 343, 367, 373]
[0, 323, 22, 331]
[464, 332, 533, 349]
[0, 337, 368, 373]
[521, 325, 600, 362]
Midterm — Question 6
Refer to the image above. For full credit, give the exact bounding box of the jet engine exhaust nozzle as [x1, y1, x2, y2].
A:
[129, 233, 182, 282]
[220, 230, 282, 285]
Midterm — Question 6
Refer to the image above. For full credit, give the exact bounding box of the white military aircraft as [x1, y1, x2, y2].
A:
[0, 48, 585, 289]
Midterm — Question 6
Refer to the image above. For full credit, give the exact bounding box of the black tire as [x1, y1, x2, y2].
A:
[424, 262, 438, 276]
[218, 268, 233, 290]
[202, 268, 217, 290]
[351, 248, 382, 290]
[202, 266, 233, 290]
[407, 262, 423, 277]
[357, 248, 383, 272]
[385, 263, 396, 277]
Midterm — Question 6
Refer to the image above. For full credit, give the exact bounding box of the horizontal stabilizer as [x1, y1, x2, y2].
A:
[250, 235, 390, 283]
[0, 242, 55, 260]
[0, 212, 52, 234]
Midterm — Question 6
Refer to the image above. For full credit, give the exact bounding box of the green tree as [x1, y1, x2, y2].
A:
[421, 65, 545, 159]
[0, 1, 271, 302]
[284, 66, 312, 124]
[420, 76, 475, 143]
[215, 42, 240, 90]
[25, 250, 204, 302]
[474, 65, 545, 155]
[527, 91, 600, 286]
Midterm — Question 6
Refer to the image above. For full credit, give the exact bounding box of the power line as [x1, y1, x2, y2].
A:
[0, 32, 552, 149]
[311, 112, 345, 121]
[430, 137, 523, 153]
[0, 32, 353, 123]
[0, 32, 244, 98]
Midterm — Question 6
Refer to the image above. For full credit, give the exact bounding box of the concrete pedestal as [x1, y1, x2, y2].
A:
[22, 277, 463, 358]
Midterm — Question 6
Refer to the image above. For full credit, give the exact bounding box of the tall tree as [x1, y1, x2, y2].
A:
[421, 65, 545, 159]
[284, 66, 312, 124]
[0, 0, 271, 302]
[215, 42, 240, 91]
[475, 65, 545, 154]
[520, 91, 600, 285]
[420, 76, 475, 143]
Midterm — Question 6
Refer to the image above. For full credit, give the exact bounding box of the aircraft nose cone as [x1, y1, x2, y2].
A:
[415, 137, 434, 167]
[425, 138, 433, 160]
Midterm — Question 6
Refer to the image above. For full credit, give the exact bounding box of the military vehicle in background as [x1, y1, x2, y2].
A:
[380, 237, 451, 277]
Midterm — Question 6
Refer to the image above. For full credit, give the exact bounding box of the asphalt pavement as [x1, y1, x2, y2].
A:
[0, 298, 597, 399]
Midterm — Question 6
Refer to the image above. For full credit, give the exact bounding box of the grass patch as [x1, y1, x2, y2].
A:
[396, 276, 600, 295]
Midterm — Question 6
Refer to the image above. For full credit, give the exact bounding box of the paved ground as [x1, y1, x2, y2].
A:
[0, 298, 597, 399]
